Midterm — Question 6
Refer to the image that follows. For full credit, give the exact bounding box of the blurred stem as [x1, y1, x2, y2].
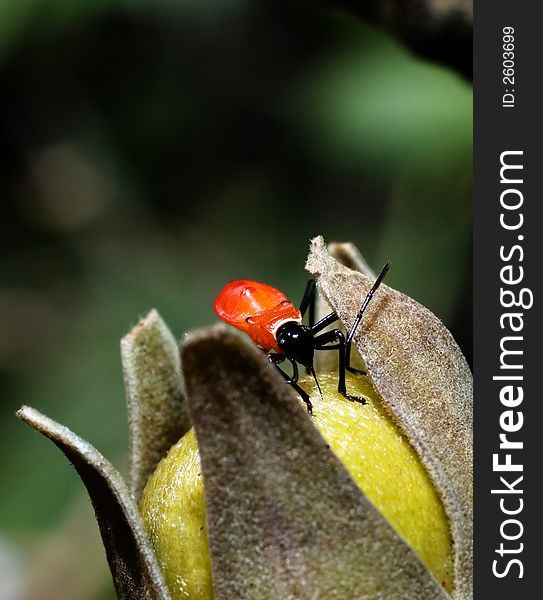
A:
[332, 0, 472, 78]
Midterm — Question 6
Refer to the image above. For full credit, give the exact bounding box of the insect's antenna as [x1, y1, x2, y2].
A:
[310, 365, 323, 400]
[346, 261, 391, 344]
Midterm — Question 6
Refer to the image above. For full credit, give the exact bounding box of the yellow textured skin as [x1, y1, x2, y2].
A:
[140, 372, 453, 598]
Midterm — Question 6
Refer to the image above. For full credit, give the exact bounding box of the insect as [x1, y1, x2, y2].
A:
[214, 262, 390, 414]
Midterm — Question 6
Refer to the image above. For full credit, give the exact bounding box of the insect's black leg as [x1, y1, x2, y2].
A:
[292, 380, 313, 414]
[306, 310, 340, 375]
[282, 371, 313, 414]
[299, 279, 316, 326]
[310, 310, 340, 334]
[266, 354, 313, 414]
[299, 280, 318, 374]
[313, 328, 342, 348]
[289, 358, 300, 383]
[285, 358, 313, 413]
[312, 320, 366, 375]
[313, 329, 366, 404]
[345, 340, 366, 375]
[267, 353, 285, 366]
[308, 290, 315, 329]
[336, 336, 366, 403]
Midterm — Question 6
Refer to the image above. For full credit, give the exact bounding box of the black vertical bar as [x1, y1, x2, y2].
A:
[474, 2, 542, 596]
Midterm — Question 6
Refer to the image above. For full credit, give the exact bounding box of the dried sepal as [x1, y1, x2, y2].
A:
[306, 236, 473, 599]
[121, 309, 190, 500]
[328, 240, 376, 278]
[181, 324, 449, 600]
[16, 405, 171, 600]
[315, 241, 376, 372]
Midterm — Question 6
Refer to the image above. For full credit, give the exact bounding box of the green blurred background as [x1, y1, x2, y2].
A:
[0, 1, 471, 598]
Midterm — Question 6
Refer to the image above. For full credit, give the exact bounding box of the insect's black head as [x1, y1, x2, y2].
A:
[275, 321, 314, 368]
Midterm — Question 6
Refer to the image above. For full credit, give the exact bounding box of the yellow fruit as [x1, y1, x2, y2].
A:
[140, 372, 453, 599]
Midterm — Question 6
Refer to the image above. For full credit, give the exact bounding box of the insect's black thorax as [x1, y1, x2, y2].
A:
[275, 321, 314, 368]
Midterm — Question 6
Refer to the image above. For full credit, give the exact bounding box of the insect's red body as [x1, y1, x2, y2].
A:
[213, 261, 390, 414]
[214, 280, 302, 353]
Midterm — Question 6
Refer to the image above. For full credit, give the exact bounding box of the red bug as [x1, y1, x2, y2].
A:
[214, 263, 390, 414]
